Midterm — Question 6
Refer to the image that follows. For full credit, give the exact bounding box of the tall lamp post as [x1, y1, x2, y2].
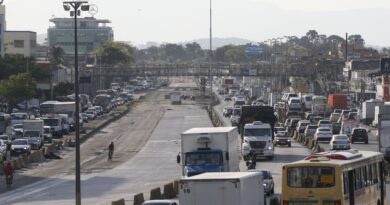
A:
[208, 0, 213, 97]
[62, 1, 90, 205]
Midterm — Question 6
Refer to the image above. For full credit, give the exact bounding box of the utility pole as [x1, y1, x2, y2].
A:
[346, 32, 350, 96]
[208, 0, 213, 97]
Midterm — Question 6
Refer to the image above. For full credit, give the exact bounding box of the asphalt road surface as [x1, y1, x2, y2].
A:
[0, 79, 212, 205]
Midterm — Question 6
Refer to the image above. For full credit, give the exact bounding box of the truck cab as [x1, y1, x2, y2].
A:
[183, 148, 224, 177]
[178, 127, 239, 177]
[241, 121, 274, 160]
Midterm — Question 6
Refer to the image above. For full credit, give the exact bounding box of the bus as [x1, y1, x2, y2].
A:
[281, 150, 387, 205]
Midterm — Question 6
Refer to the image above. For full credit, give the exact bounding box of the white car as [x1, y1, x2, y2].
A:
[0, 139, 7, 156]
[314, 127, 333, 142]
[43, 126, 53, 143]
[288, 97, 302, 109]
[329, 134, 351, 150]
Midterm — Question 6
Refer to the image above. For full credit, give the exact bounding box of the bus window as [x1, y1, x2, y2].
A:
[287, 167, 335, 188]
[343, 171, 349, 194]
[367, 165, 372, 185]
[372, 163, 378, 184]
[362, 167, 368, 187]
[355, 168, 362, 190]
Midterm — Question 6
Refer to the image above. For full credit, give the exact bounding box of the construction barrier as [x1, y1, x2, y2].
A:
[150, 187, 162, 200]
[14, 157, 21, 170]
[111, 198, 125, 205]
[133, 193, 145, 205]
[173, 180, 179, 196]
[163, 182, 175, 199]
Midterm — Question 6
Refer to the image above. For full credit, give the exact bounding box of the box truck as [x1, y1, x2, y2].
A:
[239, 106, 276, 160]
[23, 120, 44, 149]
[372, 103, 390, 127]
[328, 93, 347, 110]
[179, 172, 265, 205]
[177, 127, 239, 177]
[362, 99, 383, 125]
[378, 114, 390, 162]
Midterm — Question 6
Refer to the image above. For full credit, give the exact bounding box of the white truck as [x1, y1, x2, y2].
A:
[241, 121, 274, 160]
[40, 101, 79, 130]
[42, 115, 63, 137]
[378, 115, 390, 162]
[177, 127, 240, 177]
[311, 95, 331, 115]
[179, 172, 265, 205]
[372, 103, 390, 127]
[361, 99, 383, 125]
[23, 120, 44, 149]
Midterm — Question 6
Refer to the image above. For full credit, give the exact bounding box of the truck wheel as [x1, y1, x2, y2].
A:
[274, 143, 277, 147]
[365, 139, 368, 144]
[267, 156, 274, 161]
[288, 143, 291, 147]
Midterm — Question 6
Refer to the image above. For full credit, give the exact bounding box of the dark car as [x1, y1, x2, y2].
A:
[331, 122, 342, 134]
[350, 128, 368, 144]
[274, 132, 291, 147]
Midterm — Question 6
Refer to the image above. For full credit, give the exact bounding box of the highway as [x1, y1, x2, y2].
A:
[0, 79, 212, 205]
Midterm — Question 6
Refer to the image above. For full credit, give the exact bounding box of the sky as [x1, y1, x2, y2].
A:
[3, 0, 390, 47]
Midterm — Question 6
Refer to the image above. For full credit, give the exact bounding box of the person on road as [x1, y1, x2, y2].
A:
[108, 142, 114, 162]
[246, 150, 256, 170]
[4, 162, 14, 187]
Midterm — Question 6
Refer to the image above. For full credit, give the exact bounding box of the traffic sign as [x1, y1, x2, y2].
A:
[381, 58, 390, 74]
[245, 46, 263, 55]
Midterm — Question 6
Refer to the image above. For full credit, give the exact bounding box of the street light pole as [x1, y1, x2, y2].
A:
[62, 1, 89, 205]
[209, 0, 213, 96]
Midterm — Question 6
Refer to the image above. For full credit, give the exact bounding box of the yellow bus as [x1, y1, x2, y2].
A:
[281, 150, 387, 205]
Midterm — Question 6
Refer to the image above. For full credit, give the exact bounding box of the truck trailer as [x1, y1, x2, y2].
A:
[179, 172, 265, 205]
[177, 127, 240, 177]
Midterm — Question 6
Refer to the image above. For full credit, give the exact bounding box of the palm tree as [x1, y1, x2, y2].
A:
[48, 46, 65, 100]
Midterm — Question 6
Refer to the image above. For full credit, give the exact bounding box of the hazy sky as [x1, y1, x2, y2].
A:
[4, 0, 390, 46]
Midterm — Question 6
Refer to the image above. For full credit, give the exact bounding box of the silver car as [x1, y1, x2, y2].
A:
[249, 169, 274, 196]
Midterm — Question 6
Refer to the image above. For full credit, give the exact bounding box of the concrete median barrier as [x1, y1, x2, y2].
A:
[150, 187, 162, 200]
[163, 182, 175, 199]
[133, 193, 145, 205]
[111, 198, 125, 205]
[14, 157, 21, 170]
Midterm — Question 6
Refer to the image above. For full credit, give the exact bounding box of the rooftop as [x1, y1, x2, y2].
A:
[50, 17, 111, 24]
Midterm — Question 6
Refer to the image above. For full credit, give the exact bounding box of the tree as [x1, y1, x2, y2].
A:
[48, 46, 65, 100]
[306, 30, 319, 42]
[0, 73, 36, 111]
[54, 81, 74, 97]
[95, 41, 134, 65]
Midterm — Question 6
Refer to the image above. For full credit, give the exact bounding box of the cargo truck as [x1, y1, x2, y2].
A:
[372, 103, 390, 127]
[23, 120, 44, 149]
[361, 99, 383, 125]
[179, 172, 265, 205]
[328, 93, 347, 110]
[239, 106, 276, 160]
[177, 127, 239, 177]
[378, 115, 390, 162]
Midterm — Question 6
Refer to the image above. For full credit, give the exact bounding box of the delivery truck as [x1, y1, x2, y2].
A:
[372, 103, 390, 127]
[378, 114, 390, 162]
[361, 99, 383, 125]
[177, 127, 239, 177]
[179, 172, 265, 205]
[328, 93, 347, 110]
[23, 120, 44, 149]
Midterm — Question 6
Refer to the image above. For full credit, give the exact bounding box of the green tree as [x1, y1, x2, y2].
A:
[95, 42, 134, 65]
[0, 72, 36, 111]
[54, 81, 74, 97]
[48, 46, 66, 100]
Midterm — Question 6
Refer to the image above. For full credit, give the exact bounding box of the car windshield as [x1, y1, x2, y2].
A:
[291, 99, 300, 103]
[307, 126, 318, 130]
[318, 128, 330, 132]
[24, 131, 39, 138]
[0, 136, 8, 140]
[332, 123, 341, 128]
[43, 119, 59, 126]
[44, 128, 51, 133]
[13, 140, 28, 145]
[353, 129, 367, 134]
[335, 135, 348, 140]
[14, 124, 23, 129]
[244, 128, 272, 137]
[287, 166, 335, 188]
[185, 152, 222, 166]
[305, 96, 312, 101]
[319, 121, 330, 124]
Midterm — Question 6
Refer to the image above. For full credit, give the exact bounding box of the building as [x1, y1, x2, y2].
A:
[47, 17, 113, 62]
[0, 5, 5, 57]
[4, 31, 37, 57]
